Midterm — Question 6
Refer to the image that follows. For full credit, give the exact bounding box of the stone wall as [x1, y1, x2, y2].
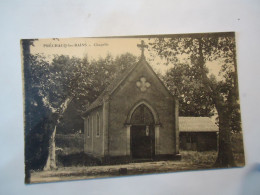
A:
[108, 60, 177, 157]
[84, 106, 104, 158]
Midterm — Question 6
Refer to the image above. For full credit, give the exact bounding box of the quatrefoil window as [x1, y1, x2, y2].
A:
[136, 77, 151, 92]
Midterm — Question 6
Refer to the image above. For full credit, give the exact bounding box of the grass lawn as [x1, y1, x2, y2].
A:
[30, 149, 244, 184]
[29, 132, 245, 183]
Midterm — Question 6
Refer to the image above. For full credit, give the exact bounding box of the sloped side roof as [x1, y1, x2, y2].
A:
[179, 117, 219, 132]
[83, 58, 140, 115]
[83, 56, 176, 116]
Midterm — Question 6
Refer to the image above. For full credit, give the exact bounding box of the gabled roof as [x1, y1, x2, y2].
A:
[179, 117, 219, 132]
[83, 56, 174, 116]
[82, 57, 141, 115]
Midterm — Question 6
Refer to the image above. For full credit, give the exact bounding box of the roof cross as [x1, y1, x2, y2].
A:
[137, 40, 148, 57]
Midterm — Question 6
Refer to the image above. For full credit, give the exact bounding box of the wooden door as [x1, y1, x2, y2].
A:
[131, 125, 154, 159]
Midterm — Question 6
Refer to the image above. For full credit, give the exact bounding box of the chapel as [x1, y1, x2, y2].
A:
[82, 41, 180, 163]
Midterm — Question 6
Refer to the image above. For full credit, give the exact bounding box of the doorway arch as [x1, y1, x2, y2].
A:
[125, 100, 161, 160]
[126, 100, 160, 125]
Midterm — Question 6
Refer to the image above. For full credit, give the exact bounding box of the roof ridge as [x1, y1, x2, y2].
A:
[83, 58, 142, 115]
[82, 56, 175, 115]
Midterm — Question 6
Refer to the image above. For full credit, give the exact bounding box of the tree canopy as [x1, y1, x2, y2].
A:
[149, 33, 242, 166]
[24, 49, 137, 171]
[162, 63, 215, 117]
[150, 34, 241, 131]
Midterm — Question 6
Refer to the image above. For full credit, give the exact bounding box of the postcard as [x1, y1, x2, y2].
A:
[21, 32, 245, 183]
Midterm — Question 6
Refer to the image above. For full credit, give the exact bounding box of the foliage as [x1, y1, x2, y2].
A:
[149, 33, 241, 166]
[162, 63, 215, 117]
[24, 48, 138, 171]
[180, 150, 217, 166]
[149, 34, 241, 131]
[24, 53, 53, 172]
[26, 52, 138, 134]
[57, 52, 138, 134]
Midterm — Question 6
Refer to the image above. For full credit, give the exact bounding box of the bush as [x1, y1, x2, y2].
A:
[181, 150, 217, 165]
[56, 134, 85, 166]
[56, 134, 84, 154]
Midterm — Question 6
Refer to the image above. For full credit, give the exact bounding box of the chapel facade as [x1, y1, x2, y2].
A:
[82, 41, 180, 163]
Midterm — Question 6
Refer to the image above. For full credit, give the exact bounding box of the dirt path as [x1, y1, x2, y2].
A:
[30, 160, 213, 183]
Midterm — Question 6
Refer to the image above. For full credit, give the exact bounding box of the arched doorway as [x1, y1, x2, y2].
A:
[130, 104, 155, 159]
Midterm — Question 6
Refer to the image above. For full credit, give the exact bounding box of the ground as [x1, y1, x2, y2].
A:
[30, 150, 245, 183]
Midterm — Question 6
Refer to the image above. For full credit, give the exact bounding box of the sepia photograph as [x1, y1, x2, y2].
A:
[21, 32, 245, 184]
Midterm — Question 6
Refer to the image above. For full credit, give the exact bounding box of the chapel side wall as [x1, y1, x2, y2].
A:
[84, 119, 87, 152]
[92, 107, 104, 157]
[84, 115, 92, 154]
[84, 107, 104, 157]
[108, 63, 176, 157]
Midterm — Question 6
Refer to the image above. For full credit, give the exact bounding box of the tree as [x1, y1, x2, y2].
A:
[23, 41, 138, 172]
[57, 53, 138, 134]
[43, 53, 137, 170]
[29, 54, 87, 170]
[149, 33, 240, 167]
[162, 63, 215, 117]
[22, 40, 52, 183]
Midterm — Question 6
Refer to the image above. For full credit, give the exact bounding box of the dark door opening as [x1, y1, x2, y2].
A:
[130, 104, 155, 160]
[131, 125, 155, 159]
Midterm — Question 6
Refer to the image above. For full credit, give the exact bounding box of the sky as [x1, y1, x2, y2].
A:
[30, 37, 172, 74]
[30, 36, 223, 79]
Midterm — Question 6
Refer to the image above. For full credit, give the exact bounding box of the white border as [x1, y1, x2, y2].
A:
[1, 0, 260, 194]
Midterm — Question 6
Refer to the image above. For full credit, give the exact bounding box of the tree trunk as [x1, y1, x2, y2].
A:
[214, 105, 235, 167]
[43, 97, 73, 171]
[196, 38, 236, 167]
[44, 125, 57, 170]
